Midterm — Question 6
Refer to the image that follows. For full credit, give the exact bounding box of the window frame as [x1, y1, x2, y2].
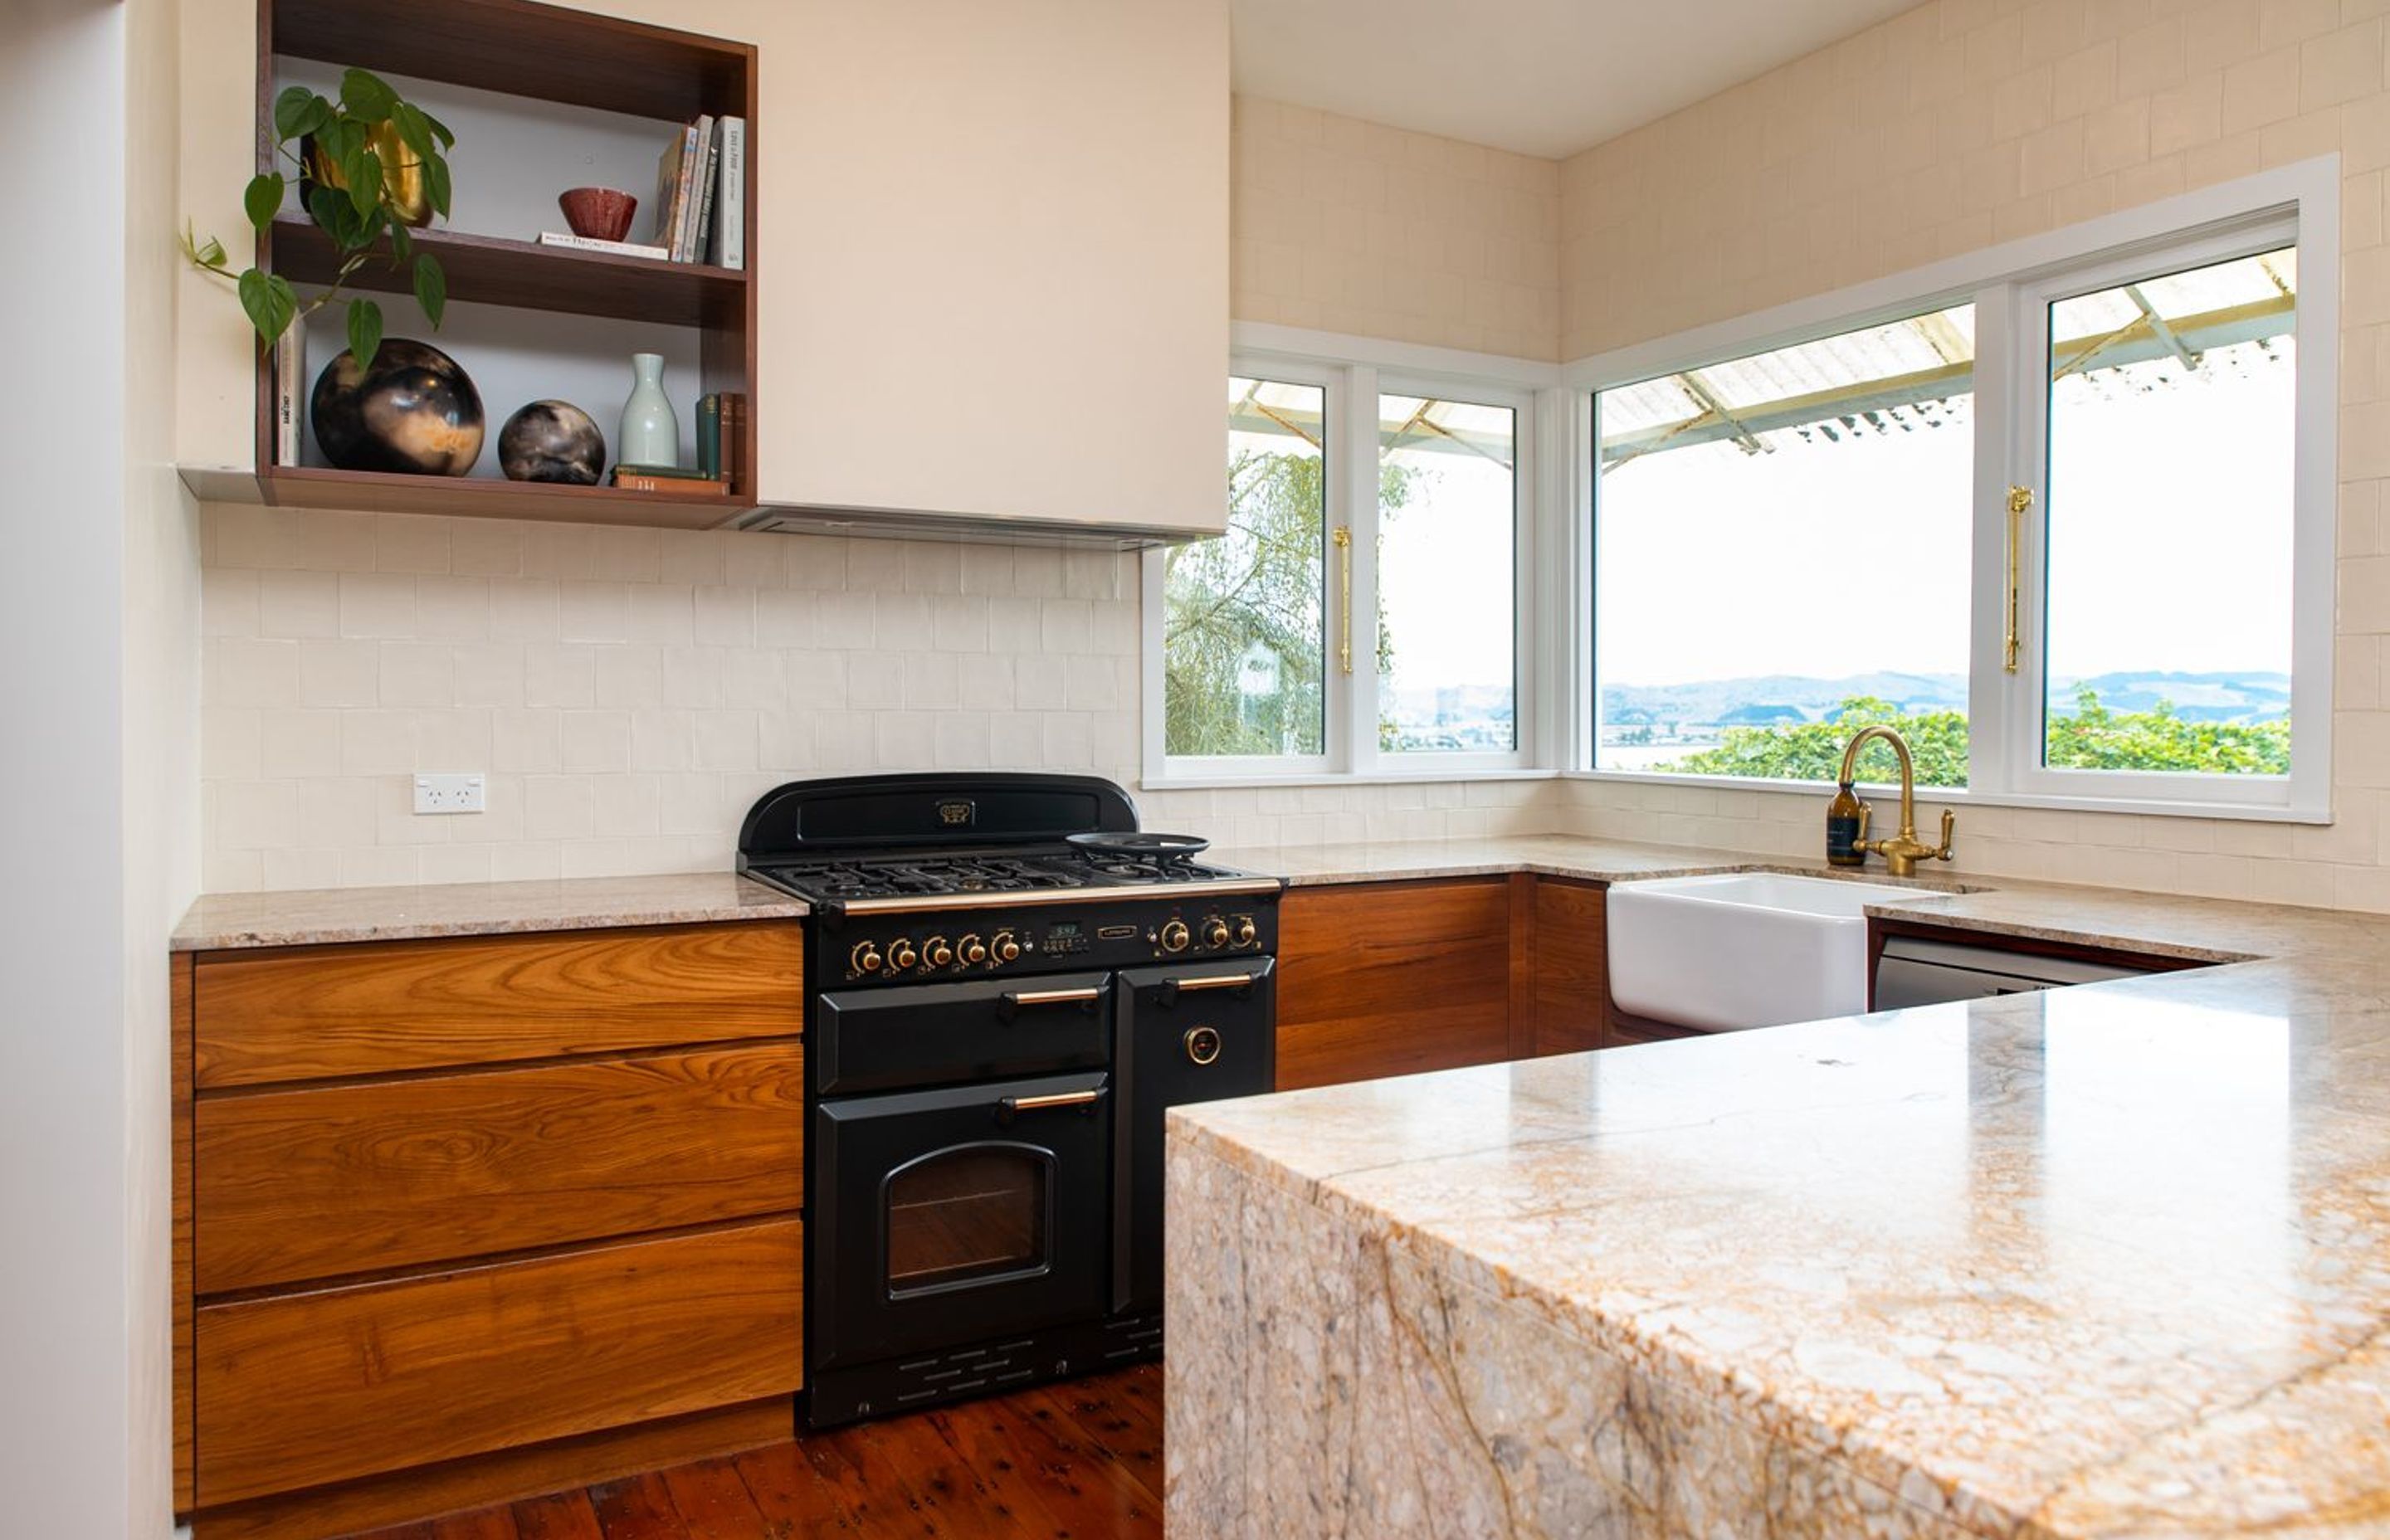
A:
[1144, 342, 1548, 787]
[1568, 157, 2339, 822]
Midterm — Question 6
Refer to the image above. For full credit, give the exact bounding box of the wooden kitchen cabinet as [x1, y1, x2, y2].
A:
[1277, 874, 1666, 1091]
[1275, 877, 1532, 1090]
[172, 919, 807, 1535]
[1531, 879, 1612, 1055]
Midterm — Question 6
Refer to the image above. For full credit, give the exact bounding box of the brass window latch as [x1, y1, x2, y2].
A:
[2004, 485, 2032, 674]
[1333, 525, 1354, 675]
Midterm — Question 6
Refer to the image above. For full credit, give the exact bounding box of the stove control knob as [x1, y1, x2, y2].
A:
[1201, 917, 1231, 951]
[1232, 914, 1258, 948]
[1159, 919, 1190, 954]
[992, 931, 1022, 964]
[850, 941, 884, 975]
[887, 938, 919, 972]
[924, 936, 954, 970]
[958, 933, 988, 967]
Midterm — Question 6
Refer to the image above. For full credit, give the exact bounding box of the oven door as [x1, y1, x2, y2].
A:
[811, 1069, 1112, 1372]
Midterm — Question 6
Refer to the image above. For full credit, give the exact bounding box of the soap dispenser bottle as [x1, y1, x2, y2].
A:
[1826, 782, 1868, 868]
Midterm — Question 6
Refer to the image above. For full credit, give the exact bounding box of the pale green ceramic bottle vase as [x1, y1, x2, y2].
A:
[618, 352, 678, 469]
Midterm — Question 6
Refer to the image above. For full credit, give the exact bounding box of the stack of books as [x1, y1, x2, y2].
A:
[535, 115, 746, 266]
[608, 392, 746, 493]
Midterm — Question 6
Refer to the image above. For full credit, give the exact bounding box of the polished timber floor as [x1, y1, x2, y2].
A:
[346, 1367, 1163, 1539]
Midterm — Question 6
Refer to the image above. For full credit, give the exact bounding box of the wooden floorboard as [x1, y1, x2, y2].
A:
[341, 1368, 1165, 1540]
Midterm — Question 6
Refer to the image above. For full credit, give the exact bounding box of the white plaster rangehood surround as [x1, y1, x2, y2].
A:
[175, 0, 1231, 539]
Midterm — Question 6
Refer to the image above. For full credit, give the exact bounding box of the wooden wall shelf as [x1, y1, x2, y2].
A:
[246, 0, 760, 524]
[271, 216, 748, 329]
[181, 465, 751, 531]
[271, 0, 750, 123]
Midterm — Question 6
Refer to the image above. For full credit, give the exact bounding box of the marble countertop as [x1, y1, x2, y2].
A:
[170, 871, 807, 950]
[1167, 843, 2390, 1537]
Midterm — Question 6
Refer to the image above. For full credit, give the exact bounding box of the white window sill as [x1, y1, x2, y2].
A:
[1560, 769, 2331, 825]
[1141, 768, 1558, 792]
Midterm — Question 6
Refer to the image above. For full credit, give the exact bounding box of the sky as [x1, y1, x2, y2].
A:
[1594, 337, 2295, 692]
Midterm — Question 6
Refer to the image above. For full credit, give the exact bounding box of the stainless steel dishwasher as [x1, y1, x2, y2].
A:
[1874, 934, 2150, 1007]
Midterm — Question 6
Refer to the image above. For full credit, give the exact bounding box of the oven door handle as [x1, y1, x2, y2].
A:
[995, 1086, 1108, 1123]
[997, 985, 1103, 1020]
[1160, 972, 1254, 1003]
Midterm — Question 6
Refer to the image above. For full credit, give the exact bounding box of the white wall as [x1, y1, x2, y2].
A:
[0, 0, 196, 1534]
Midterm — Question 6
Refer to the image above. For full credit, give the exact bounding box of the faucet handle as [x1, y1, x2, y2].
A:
[1856, 802, 1871, 847]
[1933, 807, 1957, 861]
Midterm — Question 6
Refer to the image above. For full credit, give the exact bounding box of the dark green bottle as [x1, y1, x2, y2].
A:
[1826, 782, 1866, 867]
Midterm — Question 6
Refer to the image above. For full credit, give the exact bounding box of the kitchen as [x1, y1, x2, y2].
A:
[10, 0, 2390, 1536]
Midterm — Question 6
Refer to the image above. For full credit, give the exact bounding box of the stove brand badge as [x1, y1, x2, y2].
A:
[937, 800, 976, 827]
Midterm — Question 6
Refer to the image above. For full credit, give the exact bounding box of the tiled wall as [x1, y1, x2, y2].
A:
[1552, 0, 2390, 912]
[197, 508, 1555, 890]
[1231, 95, 1563, 361]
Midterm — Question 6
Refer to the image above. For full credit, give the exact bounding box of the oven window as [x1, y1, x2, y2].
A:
[885, 1143, 1051, 1296]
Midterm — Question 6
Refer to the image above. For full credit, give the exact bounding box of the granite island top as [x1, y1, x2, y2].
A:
[1166, 842, 2390, 1538]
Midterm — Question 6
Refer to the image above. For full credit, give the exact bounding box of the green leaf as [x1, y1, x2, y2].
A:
[388, 219, 412, 265]
[345, 297, 383, 371]
[237, 267, 296, 344]
[242, 173, 284, 232]
[344, 145, 382, 219]
[389, 101, 433, 161]
[338, 68, 398, 122]
[412, 254, 446, 329]
[420, 107, 456, 151]
[422, 154, 451, 221]
[273, 88, 334, 144]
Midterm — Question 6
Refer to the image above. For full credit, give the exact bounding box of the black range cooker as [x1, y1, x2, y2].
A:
[736, 773, 1281, 1427]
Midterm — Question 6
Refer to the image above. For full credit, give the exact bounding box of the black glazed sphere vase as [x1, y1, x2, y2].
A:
[310, 339, 485, 476]
[498, 400, 606, 485]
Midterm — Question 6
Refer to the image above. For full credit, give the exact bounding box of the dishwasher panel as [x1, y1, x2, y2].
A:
[1874, 934, 2148, 1009]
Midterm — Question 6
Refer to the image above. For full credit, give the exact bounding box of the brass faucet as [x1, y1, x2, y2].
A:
[1837, 725, 1956, 879]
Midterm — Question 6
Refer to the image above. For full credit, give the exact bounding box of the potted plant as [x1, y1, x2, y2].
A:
[183, 68, 453, 368]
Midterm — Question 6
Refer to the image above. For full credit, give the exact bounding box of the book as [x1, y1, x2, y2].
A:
[537, 231, 670, 261]
[696, 393, 721, 478]
[718, 392, 745, 487]
[272, 324, 305, 466]
[651, 121, 698, 251]
[675, 115, 716, 261]
[690, 128, 721, 265]
[710, 117, 746, 270]
[612, 469, 731, 495]
[612, 462, 718, 481]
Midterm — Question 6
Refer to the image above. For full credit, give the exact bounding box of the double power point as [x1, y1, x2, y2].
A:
[413, 772, 486, 815]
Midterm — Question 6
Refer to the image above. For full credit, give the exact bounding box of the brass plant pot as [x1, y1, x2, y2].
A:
[302, 122, 432, 227]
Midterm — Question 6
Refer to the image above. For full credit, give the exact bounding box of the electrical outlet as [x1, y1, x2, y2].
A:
[414, 772, 485, 815]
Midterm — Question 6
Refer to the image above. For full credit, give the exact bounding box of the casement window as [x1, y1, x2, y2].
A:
[1146, 355, 1535, 782]
[1581, 164, 2335, 821]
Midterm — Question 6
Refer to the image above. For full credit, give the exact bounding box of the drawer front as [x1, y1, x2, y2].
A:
[194, 1219, 803, 1506]
[1277, 878, 1515, 1090]
[195, 1045, 805, 1294]
[195, 923, 805, 1087]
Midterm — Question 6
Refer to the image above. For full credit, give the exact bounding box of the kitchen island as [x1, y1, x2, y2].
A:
[1164, 885, 2390, 1537]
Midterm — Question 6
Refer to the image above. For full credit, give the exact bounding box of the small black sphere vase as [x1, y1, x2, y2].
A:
[498, 400, 607, 485]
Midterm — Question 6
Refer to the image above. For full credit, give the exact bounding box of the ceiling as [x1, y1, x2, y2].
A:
[1229, 0, 1926, 160]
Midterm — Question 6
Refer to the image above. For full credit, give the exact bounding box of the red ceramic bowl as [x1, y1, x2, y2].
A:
[558, 186, 637, 243]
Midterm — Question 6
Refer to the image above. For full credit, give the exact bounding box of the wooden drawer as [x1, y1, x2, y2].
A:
[193, 923, 804, 1087]
[194, 1044, 805, 1294]
[1277, 877, 1520, 1090]
[193, 1218, 802, 1506]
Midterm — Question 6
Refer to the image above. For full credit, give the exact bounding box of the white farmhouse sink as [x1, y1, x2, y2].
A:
[1607, 873, 1924, 1032]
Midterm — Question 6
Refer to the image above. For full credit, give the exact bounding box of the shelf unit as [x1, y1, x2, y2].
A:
[211, 0, 758, 525]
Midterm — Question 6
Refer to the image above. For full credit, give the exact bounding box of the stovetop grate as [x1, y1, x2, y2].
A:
[749, 847, 1241, 904]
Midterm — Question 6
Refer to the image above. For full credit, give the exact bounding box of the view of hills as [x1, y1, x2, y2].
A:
[1600, 669, 2290, 730]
